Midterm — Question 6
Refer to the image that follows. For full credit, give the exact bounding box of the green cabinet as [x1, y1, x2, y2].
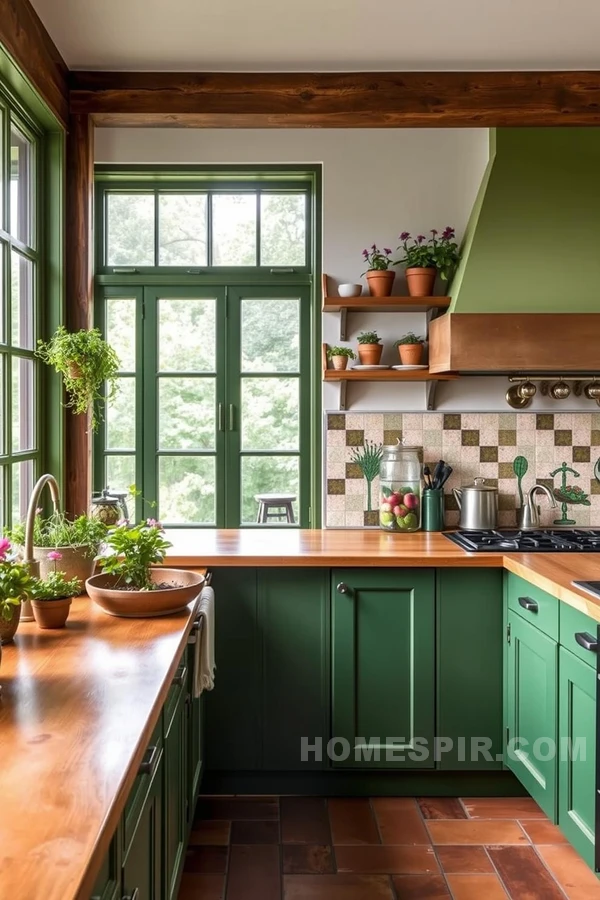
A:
[505, 610, 558, 819]
[558, 645, 596, 868]
[122, 743, 163, 900]
[164, 665, 188, 900]
[331, 568, 435, 768]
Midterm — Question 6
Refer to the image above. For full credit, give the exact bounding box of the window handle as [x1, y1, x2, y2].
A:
[228, 404, 235, 431]
[218, 403, 224, 432]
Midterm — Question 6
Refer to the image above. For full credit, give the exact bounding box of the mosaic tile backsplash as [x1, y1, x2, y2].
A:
[325, 412, 600, 528]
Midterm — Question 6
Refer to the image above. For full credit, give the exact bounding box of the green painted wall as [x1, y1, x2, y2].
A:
[450, 128, 600, 313]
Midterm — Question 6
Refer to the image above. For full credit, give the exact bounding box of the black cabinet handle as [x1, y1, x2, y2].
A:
[336, 582, 352, 595]
[139, 744, 159, 777]
[518, 596, 539, 613]
[173, 665, 187, 687]
[575, 631, 599, 652]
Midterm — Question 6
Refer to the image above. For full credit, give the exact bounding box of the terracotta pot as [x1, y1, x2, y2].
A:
[31, 597, 72, 629]
[405, 267, 436, 298]
[398, 343, 424, 366]
[0, 602, 22, 644]
[67, 361, 82, 379]
[357, 343, 383, 365]
[331, 356, 350, 371]
[366, 270, 395, 297]
[86, 568, 205, 618]
[33, 545, 96, 586]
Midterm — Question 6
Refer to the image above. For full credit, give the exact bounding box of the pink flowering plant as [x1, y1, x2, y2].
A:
[100, 520, 172, 591]
[29, 550, 81, 601]
[0, 538, 35, 621]
[395, 227, 460, 280]
[361, 244, 394, 273]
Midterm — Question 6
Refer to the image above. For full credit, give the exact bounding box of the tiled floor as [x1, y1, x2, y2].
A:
[178, 795, 600, 899]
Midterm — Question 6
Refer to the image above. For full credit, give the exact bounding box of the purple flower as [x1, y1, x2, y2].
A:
[116, 517, 128, 527]
[383, 248, 392, 256]
[146, 518, 164, 530]
[47, 550, 63, 561]
[371, 243, 377, 251]
[362, 248, 369, 257]
[417, 234, 426, 244]
[442, 225, 455, 239]
[431, 229, 438, 235]
[0, 538, 11, 560]
[399, 231, 410, 241]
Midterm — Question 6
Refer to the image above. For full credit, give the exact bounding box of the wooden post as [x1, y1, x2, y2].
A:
[65, 114, 94, 516]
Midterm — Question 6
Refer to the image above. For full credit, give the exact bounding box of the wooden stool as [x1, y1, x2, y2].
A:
[255, 493, 296, 524]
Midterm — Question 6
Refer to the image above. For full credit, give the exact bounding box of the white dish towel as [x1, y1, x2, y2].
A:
[193, 585, 215, 698]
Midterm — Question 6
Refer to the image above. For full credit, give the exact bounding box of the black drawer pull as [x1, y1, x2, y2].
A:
[173, 665, 187, 687]
[139, 744, 159, 777]
[575, 632, 599, 653]
[518, 596, 539, 613]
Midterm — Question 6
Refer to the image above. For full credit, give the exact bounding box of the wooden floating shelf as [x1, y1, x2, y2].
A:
[323, 369, 458, 382]
[323, 295, 451, 314]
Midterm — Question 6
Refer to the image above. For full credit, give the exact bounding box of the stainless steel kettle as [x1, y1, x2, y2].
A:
[453, 477, 498, 531]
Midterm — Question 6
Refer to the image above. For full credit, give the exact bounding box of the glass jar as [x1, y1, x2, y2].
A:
[379, 444, 422, 532]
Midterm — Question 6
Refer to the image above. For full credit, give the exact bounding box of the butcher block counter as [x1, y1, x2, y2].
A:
[0, 595, 202, 900]
[167, 528, 600, 623]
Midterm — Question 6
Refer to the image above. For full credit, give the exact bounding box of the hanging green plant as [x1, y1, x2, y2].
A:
[35, 326, 120, 431]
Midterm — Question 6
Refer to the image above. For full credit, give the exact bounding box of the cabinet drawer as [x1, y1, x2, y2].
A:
[507, 573, 559, 640]
[123, 715, 163, 855]
[560, 604, 599, 669]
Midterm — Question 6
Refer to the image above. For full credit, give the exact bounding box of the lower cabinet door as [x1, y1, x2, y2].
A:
[505, 612, 557, 819]
[332, 568, 435, 768]
[558, 646, 596, 868]
[164, 683, 188, 900]
[122, 752, 163, 900]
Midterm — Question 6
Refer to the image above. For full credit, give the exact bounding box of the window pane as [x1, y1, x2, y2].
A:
[241, 456, 299, 524]
[159, 378, 215, 450]
[12, 458, 34, 524]
[241, 378, 299, 451]
[106, 377, 135, 450]
[12, 357, 35, 452]
[0, 242, 5, 343]
[10, 124, 33, 247]
[106, 297, 136, 371]
[159, 298, 215, 372]
[159, 194, 207, 266]
[106, 193, 154, 266]
[241, 296, 299, 373]
[159, 456, 215, 524]
[11, 250, 34, 349]
[212, 194, 256, 265]
[106, 455, 136, 493]
[260, 194, 306, 266]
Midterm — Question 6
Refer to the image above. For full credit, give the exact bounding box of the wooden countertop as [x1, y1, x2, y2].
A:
[0, 596, 200, 900]
[166, 528, 600, 622]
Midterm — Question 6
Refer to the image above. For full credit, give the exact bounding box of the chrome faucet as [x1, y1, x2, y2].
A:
[518, 484, 557, 530]
[21, 474, 61, 620]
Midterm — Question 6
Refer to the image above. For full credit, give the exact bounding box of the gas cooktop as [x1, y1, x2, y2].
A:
[444, 529, 600, 552]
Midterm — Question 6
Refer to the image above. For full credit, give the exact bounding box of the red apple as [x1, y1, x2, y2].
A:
[388, 493, 401, 508]
[404, 492, 419, 509]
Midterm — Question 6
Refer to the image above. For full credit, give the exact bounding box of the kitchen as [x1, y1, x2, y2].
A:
[4, 3, 600, 900]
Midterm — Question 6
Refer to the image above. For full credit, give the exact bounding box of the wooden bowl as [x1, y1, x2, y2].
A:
[86, 568, 205, 618]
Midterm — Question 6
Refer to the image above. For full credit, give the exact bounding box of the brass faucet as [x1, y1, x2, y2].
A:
[21, 474, 61, 620]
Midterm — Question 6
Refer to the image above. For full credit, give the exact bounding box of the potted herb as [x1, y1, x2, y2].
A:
[0, 538, 35, 644]
[361, 245, 395, 297]
[327, 346, 357, 371]
[30, 559, 81, 629]
[394, 333, 426, 366]
[8, 512, 108, 585]
[35, 326, 121, 431]
[395, 227, 460, 297]
[86, 520, 205, 618]
[357, 331, 383, 366]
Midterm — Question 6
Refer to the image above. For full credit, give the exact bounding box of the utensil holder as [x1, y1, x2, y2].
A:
[423, 488, 445, 532]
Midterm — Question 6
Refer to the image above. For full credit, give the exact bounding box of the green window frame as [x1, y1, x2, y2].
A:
[94, 166, 321, 528]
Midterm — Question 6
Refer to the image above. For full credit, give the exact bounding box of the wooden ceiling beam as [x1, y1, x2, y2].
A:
[69, 70, 600, 128]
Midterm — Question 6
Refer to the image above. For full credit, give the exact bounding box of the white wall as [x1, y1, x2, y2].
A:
[95, 128, 597, 413]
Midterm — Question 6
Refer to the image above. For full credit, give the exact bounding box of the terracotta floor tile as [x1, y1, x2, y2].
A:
[427, 820, 527, 845]
[392, 874, 452, 899]
[184, 845, 228, 874]
[230, 819, 279, 844]
[446, 874, 510, 899]
[371, 798, 431, 844]
[462, 797, 546, 819]
[178, 873, 225, 900]
[417, 798, 467, 819]
[281, 797, 331, 844]
[283, 844, 334, 874]
[536, 844, 600, 899]
[487, 845, 566, 899]
[188, 820, 231, 846]
[226, 844, 281, 900]
[283, 874, 395, 899]
[196, 797, 279, 820]
[436, 845, 494, 873]
[335, 844, 439, 874]
[328, 799, 380, 845]
[518, 819, 568, 844]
